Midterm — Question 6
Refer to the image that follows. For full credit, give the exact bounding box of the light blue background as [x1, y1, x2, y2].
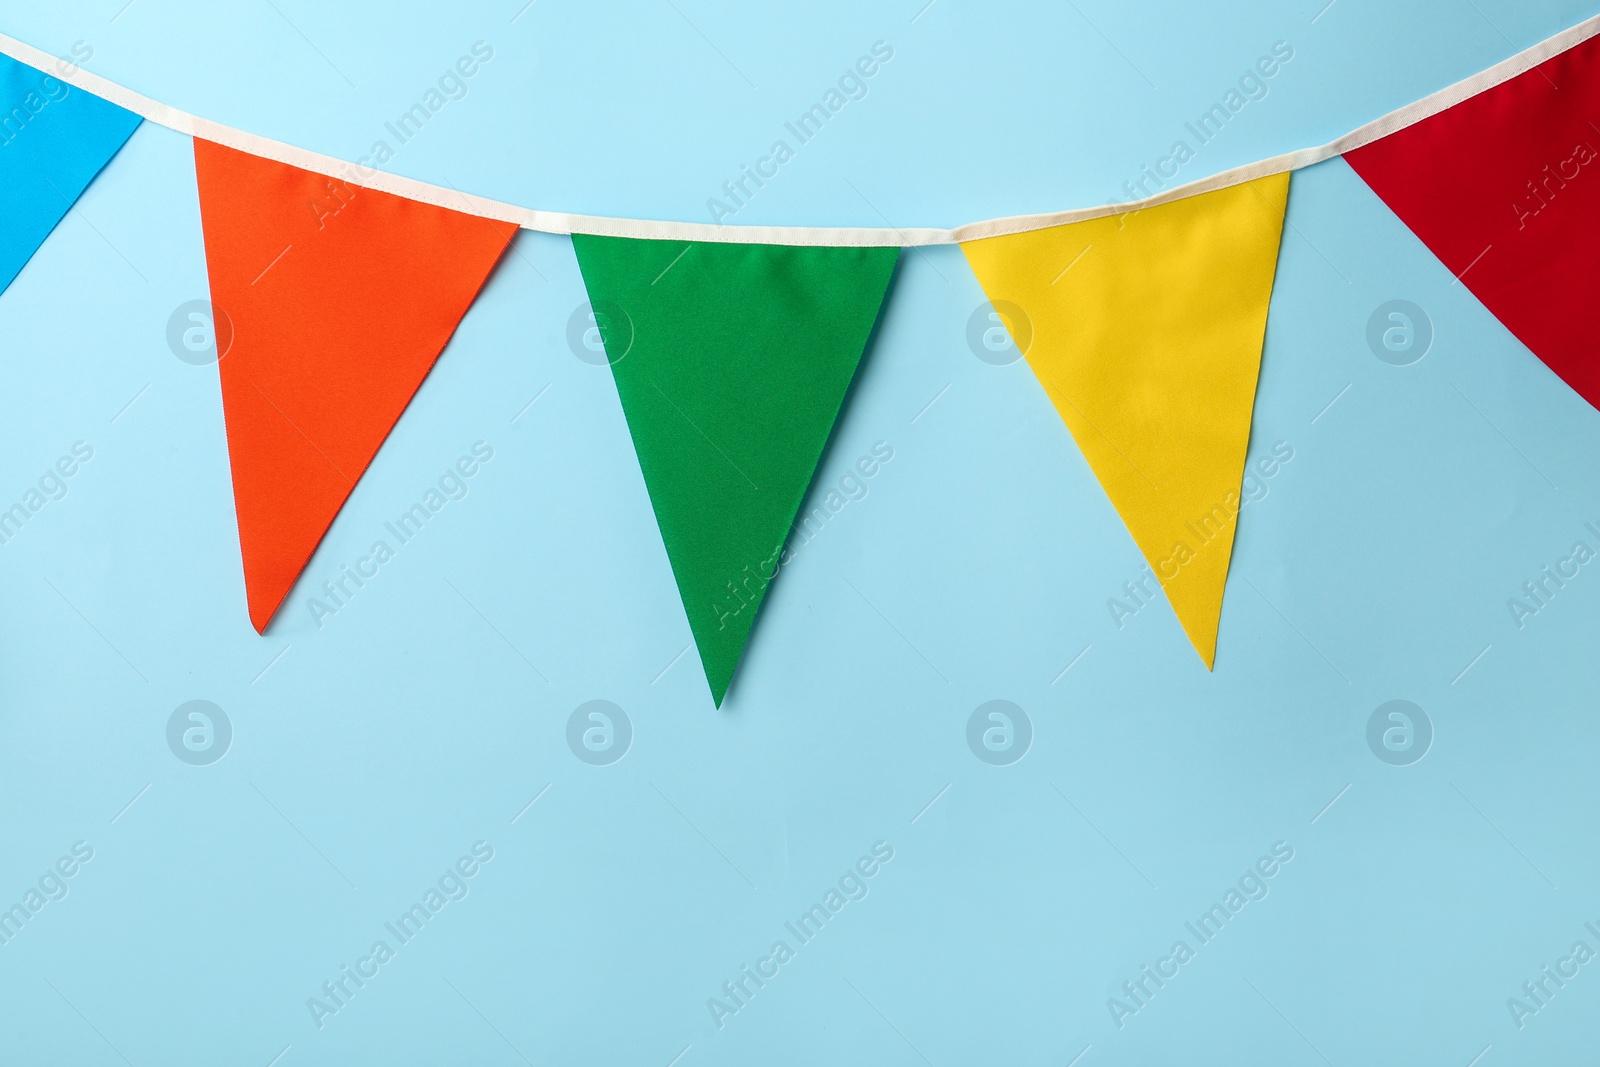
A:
[3, 1, 1599, 1064]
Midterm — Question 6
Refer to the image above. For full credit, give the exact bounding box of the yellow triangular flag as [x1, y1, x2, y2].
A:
[962, 173, 1289, 668]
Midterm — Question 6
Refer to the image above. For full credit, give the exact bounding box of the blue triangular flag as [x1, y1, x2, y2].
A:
[1, 53, 142, 296]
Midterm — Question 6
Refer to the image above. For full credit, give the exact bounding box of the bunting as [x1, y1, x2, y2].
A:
[961, 174, 1289, 667]
[570, 236, 898, 704]
[1345, 32, 1600, 410]
[193, 139, 516, 631]
[0, 17, 1595, 700]
[0, 52, 139, 296]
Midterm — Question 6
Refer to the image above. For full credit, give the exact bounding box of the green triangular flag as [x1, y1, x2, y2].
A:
[571, 235, 899, 705]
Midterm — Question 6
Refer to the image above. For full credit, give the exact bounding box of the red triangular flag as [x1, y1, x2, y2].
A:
[1346, 35, 1600, 409]
[194, 140, 515, 631]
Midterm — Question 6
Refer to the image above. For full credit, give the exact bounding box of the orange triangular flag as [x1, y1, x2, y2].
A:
[194, 140, 515, 631]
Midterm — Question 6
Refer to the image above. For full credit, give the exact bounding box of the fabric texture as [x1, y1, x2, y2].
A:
[193, 138, 516, 631]
[962, 173, 1290, 668]
[570, 235, 899, 704]
[1346, 31, 1600, 411]
[0, 53, 140, 296]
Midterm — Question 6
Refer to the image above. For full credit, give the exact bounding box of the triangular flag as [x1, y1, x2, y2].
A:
[962, 174, 1289, 667]
[1345, 34, 1600, 410]
[0, 54, 141, 296]
[194, 139, 515, 631]
[570, 236, 898, 704]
